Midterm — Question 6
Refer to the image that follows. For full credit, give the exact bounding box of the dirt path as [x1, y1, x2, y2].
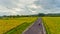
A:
[22, 18, 46, 34]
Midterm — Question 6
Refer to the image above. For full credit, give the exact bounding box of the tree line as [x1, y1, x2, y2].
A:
[0, 13, 60, 18]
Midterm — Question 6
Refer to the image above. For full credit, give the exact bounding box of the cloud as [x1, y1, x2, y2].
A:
[0, 0, 60, 16]
[0, 0, 37, 16]
[34, 0, 60, 13]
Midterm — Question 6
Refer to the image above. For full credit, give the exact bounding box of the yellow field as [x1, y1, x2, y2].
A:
[0, 17, 37, 34]
[42, 17, 60, 34]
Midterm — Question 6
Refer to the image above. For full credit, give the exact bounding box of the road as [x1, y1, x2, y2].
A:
[22, 18, 46, 34]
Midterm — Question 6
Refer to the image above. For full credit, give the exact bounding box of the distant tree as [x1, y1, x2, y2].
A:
[3, 15, 7, 17]
[38, 13, 45, 17]
[17, 15, 20, 17]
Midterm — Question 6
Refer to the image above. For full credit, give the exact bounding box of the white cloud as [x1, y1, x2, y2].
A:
[0, 0, 60, 16]
[34, 0, 60, 13]
[12, 8, 21, 11]
[31, 11, 37, 14]
[28, 4, 37, 9]
[0, 0, 38, 16]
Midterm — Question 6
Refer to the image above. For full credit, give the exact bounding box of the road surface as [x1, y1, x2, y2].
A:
[22, 18, 46, 34]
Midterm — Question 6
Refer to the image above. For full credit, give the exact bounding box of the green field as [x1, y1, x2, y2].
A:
[42, 17, 60, 34]
[1, 17, 60, 34]
[0, 17, 37, 34]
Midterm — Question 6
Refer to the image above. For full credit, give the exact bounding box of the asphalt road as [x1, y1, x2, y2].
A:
[22, 18, 46, 34]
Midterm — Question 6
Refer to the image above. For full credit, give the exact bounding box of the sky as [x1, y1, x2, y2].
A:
[0, 0, 60, 16]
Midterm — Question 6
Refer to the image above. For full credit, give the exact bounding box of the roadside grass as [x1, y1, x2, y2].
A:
[42, 17, 60, 34]
[4, 22, 33, 34]
[0, 17, 37, 34]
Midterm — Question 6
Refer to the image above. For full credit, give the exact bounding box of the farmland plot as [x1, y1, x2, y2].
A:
[42, 17, 60, 34]
[0, 17, 37, 34]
